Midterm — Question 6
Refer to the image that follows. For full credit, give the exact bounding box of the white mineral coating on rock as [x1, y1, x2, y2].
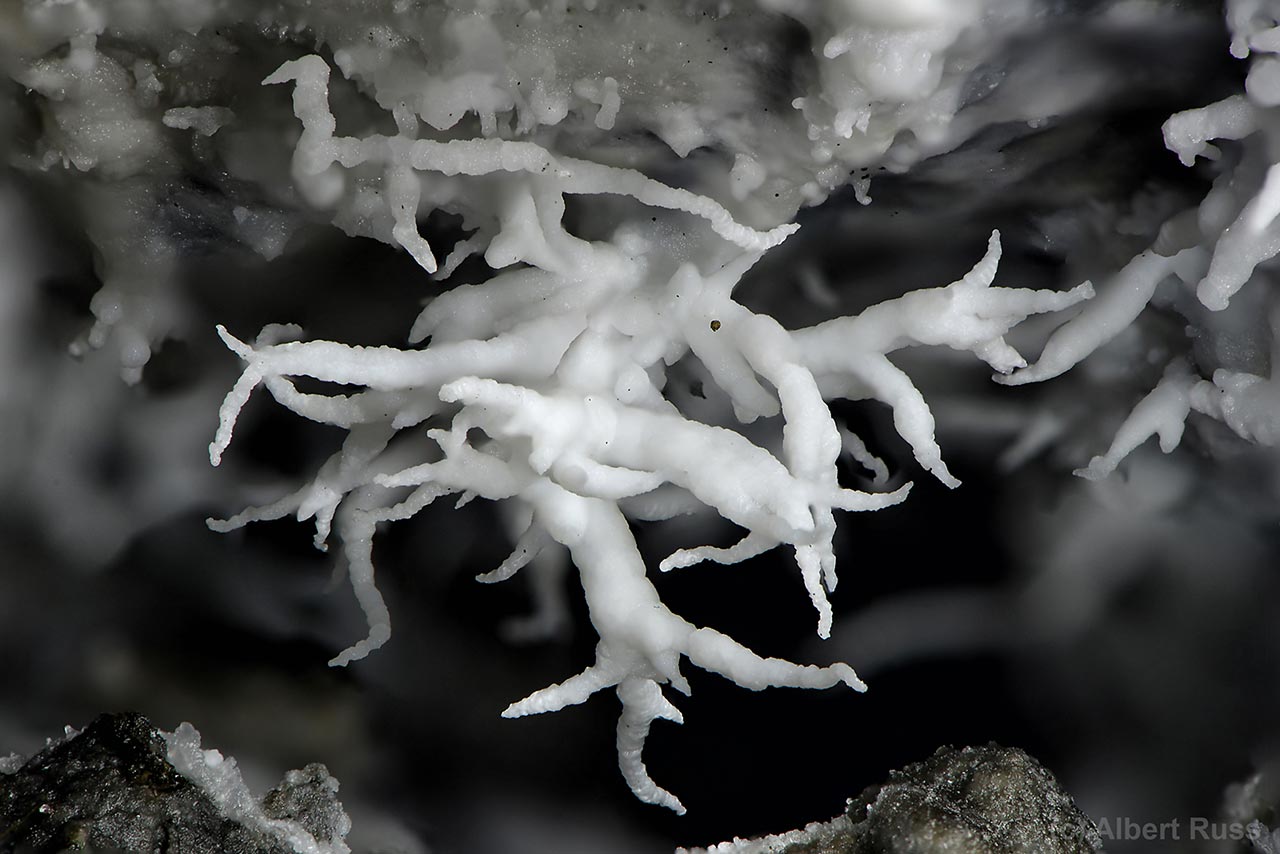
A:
[684, 745, 1102, 854]
[0, 713, 351, 854]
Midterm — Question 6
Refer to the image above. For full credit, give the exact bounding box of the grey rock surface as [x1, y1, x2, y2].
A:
[698, 744, 1102, 854]
[0, 712, 347, 854]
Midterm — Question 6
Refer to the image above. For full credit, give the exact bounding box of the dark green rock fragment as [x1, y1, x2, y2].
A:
[0, 712, 346, 854]
[721, 744, 1101, 854]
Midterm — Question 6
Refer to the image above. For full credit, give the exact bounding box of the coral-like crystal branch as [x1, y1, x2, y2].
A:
[204, 53, 1094, 813]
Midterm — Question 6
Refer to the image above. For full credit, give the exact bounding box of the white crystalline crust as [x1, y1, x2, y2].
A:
[6, 0, 1041, 382]
[163, 723, 352, 854]
[202, 51, 1094, 813]
[676, 812, 854, 854]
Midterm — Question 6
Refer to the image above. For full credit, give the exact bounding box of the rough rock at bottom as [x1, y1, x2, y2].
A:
[0, 712, 349, 854]
[683, 743, 1102, 854]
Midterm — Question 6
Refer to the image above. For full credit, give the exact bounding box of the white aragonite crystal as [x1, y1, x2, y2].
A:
[207, 59, 1091, 802]
[164, 723, 352, 854]
[796, 230, 1094, 487]
[1162, 94, 1257, 169]
[997, 250, 1175, 386]
[1001, 0, 1280, 485]
[263, 55, 798, 273]
[1190, 366, 1280, 446]
[1074, 360, 1199, 481]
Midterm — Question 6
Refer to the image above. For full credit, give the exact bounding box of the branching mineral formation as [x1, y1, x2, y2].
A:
[5, 0, 1279, 826]
[206, 51, 1101, 810]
